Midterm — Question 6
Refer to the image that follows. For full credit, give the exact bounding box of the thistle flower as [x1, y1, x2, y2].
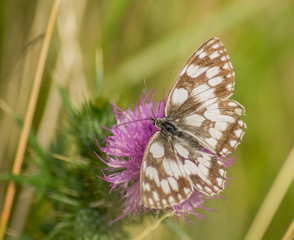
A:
[98, 92, 232, 223]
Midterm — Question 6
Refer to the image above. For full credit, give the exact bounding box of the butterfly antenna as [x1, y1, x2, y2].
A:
[115, 118, 151, 128]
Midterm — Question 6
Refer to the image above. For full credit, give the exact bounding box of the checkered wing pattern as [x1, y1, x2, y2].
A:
[140, 37, 246, 209]
[165, 37, 246, 156]
[140, 132, 226, 209]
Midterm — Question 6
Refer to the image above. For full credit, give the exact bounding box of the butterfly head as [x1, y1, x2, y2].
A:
[151, 118, 159, 127]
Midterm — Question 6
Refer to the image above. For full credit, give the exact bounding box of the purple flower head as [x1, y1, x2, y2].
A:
[99, 91, 231, 223]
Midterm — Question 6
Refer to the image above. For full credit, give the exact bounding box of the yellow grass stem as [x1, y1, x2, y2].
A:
[282, 219, 294, 240]
[132, 212, 175, 240]
[0, 0, 60, 239]
[245, 146, 294, 240]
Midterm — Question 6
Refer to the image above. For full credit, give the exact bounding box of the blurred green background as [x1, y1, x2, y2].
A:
[0, 0, 294, 239]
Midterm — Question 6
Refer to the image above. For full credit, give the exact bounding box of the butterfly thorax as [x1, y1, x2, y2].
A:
[152, 118, 201, 149]
[152, 118, 178, 136]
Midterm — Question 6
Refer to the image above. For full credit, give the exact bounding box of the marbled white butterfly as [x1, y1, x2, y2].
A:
[140, 37, 246, 209]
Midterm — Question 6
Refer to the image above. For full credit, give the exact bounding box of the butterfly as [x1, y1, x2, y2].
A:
[140, 37, 246, 209]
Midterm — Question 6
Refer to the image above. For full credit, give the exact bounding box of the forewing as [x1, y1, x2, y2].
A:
[165, 37, 235, 117]
[175, 99, 246, 156]
[140, 132, 194, 209]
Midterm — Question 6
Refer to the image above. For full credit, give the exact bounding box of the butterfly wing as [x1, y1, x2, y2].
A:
[141, 131, 227, 208]
[165, 37, 245, 156]
[165, 37, 235, 115]
[175, 100, 246, 156]
[180, 149, 227, 197]
[140, 131, 194, 209]
[171, 135, 227, 197]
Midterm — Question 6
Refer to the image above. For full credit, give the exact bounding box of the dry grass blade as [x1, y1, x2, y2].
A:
[245, 146, 294, 240]
[0, 0, 60, 239]
[282, 219, 294, 240]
